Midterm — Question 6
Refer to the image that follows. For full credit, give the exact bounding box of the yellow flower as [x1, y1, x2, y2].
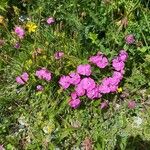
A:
[26, 22, 37, 33]
[117, 87, 123, 93]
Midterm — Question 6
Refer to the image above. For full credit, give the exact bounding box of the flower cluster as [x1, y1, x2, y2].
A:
[99, 50, 128, 94]
[13, 16, 54, 46]
[16, 68, 52, 91]
[59, 50, 128, 109]
[12, 14, 134, 111]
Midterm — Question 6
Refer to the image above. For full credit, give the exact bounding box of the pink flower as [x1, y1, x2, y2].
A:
[14, 26, 25, 39]
[98, 84, 110, 94]
[87, 87, 102, 99]
[112, 57, 125, 71]
[89, 55, 100, 64]
[89, 55, 108, 68]
[125, 34, 135, 44]
[69, 72, 81, 85]
[54, 51, 64, 59]
[80, 77, 96, 91]
[109, 77, 120, 86]
[21, 72, 29, 82]
[59, 75, 71, 89]
[75, 83, 85, 97]
[128, 101, 136, 109]
[71, 92, 78, 99]
[47, 17, 55, 25]
[119, 50, 128, 62]
[112, 71, 123, 81]
[100, 101, 108, 109]
[16, 76, 25, 85]
[99, 77, 118, 93]
[109, 85, 118, 92]
[36, 85, 44, 91]
[97, 56, 108, 68]
[35, 68, 52, 81]
[120, 69, 125, 74]
[69, 98, 81, 109]
[101, 77, 110, 85]
[77, 64, 91, 76]
[16, 72, 29, 85]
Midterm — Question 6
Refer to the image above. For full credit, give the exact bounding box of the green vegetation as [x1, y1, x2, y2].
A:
[0, 0, 150, 149]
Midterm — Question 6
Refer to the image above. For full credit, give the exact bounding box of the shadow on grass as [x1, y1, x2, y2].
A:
[115, 135, 150, 150]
